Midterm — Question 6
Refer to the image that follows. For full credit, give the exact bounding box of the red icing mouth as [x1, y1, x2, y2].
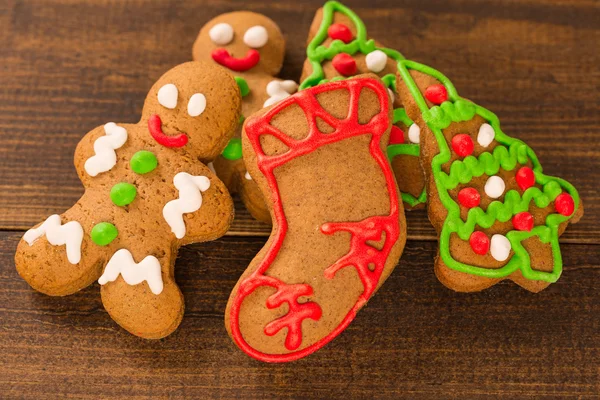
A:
[148, 114, 188, 148]
[211, 48, 260, 72]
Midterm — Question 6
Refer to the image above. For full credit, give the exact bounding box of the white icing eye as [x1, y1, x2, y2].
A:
[243, 26, 268, 48]
[209, 23, 234, 45]
[188, 93, 207, 117]
[408, 124, 421, 144]
[366, 50, 388, 73]
[158, 84, 178, 109]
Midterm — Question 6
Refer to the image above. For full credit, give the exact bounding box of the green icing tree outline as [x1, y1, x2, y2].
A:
[397, 59, 581, 282]
[300, 0, 426, 207]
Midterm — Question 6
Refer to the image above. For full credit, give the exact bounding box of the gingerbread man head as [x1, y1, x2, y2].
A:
[192, 11, 285, 76]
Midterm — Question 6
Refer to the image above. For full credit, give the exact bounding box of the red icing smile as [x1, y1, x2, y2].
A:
[148, 114, 188, 148]
[211, 48, 260, 72]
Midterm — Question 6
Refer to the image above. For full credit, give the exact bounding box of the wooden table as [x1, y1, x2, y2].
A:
[1, 0, 598, 398]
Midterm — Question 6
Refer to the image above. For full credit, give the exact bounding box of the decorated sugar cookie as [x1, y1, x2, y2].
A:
[396, 60, 583, 292]
[15, 62, 241, 338]
[226, 76, 407, 362]
[193, 11, 298, 223]
[299, 1, 426, 209]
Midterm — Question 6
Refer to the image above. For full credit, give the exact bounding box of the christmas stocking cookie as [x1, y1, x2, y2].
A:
[15, 62, 241, 338]
[396, 60, 583, 292]
[193, 11, 298, 223]
[299, 1, 426, 209]
[226, 76, 407, 362]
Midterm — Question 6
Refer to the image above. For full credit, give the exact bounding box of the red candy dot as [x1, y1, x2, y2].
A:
[515, 167, 535, 191]
[424, 84, 448, 105]
[451, 134, 474, 157]
[389, 126, 405, 145]
[458, 187, 481, 208]
[332, 53, 357, 76]
[327, 23, 353, 43]
[554, 193, 575, 216]
[512, 212, 534, 231]
[469, 231, 490, 255]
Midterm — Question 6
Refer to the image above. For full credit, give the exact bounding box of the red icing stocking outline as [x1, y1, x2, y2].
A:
[229, 78, 400, 362]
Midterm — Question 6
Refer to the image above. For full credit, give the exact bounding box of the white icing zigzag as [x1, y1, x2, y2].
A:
[84, 122, 128, 177]
[163, 172, 211, 239]
[263, 80, 298, 108]
[98, 249, 163, 295]
[23, 214, 84, 264]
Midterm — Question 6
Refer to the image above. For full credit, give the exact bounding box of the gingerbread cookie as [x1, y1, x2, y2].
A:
[396, 60, 583, 292]
[299, 1, 426, 209]
[225, 76, 407, 362]
[15, 61, 241, 338]
[193, 11, 298, 223]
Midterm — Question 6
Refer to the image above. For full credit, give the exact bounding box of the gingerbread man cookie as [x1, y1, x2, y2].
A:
[193, 11, 298, 223]
[396, 59, 583, 292]
[15, 61, 241, 338]
[300, 1, 426, 209]
[226, 76, 407, 362]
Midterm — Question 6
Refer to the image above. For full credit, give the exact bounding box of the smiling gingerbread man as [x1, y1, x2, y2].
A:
[193, 11, 297, 223]
[15, 61, 241, 338]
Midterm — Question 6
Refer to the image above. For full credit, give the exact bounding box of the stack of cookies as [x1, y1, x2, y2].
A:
[14, 1, 583, 362]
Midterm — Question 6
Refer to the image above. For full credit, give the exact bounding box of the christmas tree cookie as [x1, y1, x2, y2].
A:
[15, 62, 240, 338]
[396, 60, 583, 292]
[193, 11, 298, 223]
[299, 1, 426, 209]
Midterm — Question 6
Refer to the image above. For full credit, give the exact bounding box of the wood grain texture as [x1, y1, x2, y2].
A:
[1, 233, 599, 399]
[1, 0, 599, 398]
[0, 0, 598, 242]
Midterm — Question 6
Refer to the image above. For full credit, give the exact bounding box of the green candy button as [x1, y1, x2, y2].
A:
[235, 76, 250, 97]
[91, 222, 118, 246]
[130, 150, 157, 174]
[222, 138, 242, 161]
[110, 182, 137, 206]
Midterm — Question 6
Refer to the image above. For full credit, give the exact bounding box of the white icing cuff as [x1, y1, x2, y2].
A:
[99, 249, 163, 295]
[23, 214, 83, 264]
[263, 80, 298, 108]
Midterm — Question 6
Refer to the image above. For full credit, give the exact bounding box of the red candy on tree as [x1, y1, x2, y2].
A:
[389, 126, 405, 145]
[515, 166, 535, 191]
[469, 231, 490, 255]
[327, 23, 353, 43]
[554, 193, 575, 216]
[451, 134, 474, 157]
[332, 53, 357, 76]
[424, 84, 448, 105]
[512, 212, 534, 231]
[458, 187, 480, 208]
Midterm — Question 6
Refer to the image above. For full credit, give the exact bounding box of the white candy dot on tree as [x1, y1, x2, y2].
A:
[477, 123, 495, 147]
[490, 234, 511, 261]
[365, 50, 388, 73]
[408, 124, 420, 144]
[484, 175, 505, 199]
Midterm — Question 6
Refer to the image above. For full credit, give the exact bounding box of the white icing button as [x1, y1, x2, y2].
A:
[477, 123, 495, 147]
[244, 171, 252, 180]
[490, 234, 511, 262]
[23, 214, 83, 264]
[99, 249, 163, 295]
[263, 80, 298, 108]
[188, 93, 207, 117]
[157, 83, 178, 109]
[243, 25, 268, 48]
[209, 22, 234, 45]
[484, 175, 506, 199]
[84, 122, 128, 177]
[163, 173, 211, 239]
[365, 50, 388, 73]
[408, 124, 421, 144]
[387, 88, 395, 103]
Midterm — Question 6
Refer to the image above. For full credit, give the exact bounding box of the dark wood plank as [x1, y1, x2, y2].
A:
[0, 232, 598, 398]
[0, 0, 598, 242]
